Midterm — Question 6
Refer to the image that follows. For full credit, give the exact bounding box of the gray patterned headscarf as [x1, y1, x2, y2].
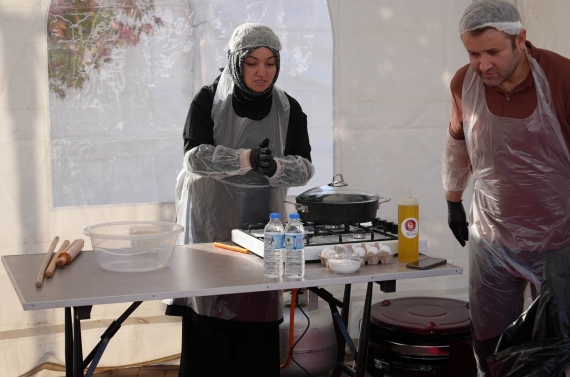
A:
[227, 23, 282, 102]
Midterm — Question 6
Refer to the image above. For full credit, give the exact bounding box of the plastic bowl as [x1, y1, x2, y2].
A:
[327, 257, 362, 274]
[83, 221, 184, 272]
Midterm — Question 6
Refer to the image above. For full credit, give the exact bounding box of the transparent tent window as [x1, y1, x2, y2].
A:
[48, 0, 333, 207]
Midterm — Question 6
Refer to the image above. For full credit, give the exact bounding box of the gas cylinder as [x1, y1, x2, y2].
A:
[279, 300, 337, 377]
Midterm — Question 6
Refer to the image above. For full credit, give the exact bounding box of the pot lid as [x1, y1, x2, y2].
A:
[296, 174, 380, 204]
[370, 297, 470, 334]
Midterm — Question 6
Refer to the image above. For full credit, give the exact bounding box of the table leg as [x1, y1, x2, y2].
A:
[333, 284, 348, 363]
[73, 307, 84, 377]
[84, 302, 142, 377]
[330, 302, 358, 359]
[65, 307, 73, 377]
[312, 282, 396, 377]
[330, 284, 353, 377]
[341, 284, 352, 328]
[306, 286, 352, 377]
[355, 282, 374, 377]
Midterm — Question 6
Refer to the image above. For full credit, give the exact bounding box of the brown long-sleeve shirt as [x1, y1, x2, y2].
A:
[449, 41, 570, 152]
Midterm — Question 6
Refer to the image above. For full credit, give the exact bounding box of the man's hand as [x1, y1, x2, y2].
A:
[249, 138, 277, 177]
[447, 199, 469, 247]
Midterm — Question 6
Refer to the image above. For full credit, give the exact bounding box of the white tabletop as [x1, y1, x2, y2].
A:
[2, 243, 463, 310]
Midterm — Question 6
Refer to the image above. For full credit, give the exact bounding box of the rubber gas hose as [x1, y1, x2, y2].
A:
[280, 288, 298, 369]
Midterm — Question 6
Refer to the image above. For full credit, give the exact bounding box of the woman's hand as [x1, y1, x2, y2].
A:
[249, 138, 277, 177]
[258, 156, 277, 177]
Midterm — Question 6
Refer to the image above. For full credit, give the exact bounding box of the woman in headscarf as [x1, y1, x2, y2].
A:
[168, 23, 315, 377]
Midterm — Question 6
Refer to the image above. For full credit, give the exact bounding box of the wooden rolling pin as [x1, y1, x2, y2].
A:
[45, 239, 71, 278]
[35, 236, 59, 288]
[57, 239, 85, 266]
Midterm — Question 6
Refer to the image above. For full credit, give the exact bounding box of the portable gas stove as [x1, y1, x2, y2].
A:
[231, 218, 427, 260]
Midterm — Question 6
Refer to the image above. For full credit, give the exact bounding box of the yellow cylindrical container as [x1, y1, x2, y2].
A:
[398, 195, 419, 262]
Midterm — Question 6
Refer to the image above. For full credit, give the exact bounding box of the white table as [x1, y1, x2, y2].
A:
[2, 243, 463, 377]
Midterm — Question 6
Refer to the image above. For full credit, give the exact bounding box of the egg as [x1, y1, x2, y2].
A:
[353, 247, 366, 257]
[368, 246, 379, 254]
[321, 247, 336, 258]
[380, 245, 392, 254]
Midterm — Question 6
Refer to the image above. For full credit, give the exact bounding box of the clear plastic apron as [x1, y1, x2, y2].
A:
[463, 50, 570, 339]
[172, 67, 289, 321]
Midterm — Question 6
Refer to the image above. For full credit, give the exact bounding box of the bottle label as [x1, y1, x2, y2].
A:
[401, 218, 419, 239]
[265, 234, 284, 249]
[285, 234, 304, 250]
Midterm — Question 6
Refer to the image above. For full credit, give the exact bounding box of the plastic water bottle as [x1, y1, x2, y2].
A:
[264, 213, 284, 278]
[284, 213, 305, 278]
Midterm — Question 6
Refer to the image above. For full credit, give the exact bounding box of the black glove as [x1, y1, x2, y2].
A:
[447, 199, 469, 247]
[258, 161, 277, 177]
[249, 138, 277, 177]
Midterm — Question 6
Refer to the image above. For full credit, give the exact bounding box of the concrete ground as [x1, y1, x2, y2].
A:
[92, 353, 478, 377]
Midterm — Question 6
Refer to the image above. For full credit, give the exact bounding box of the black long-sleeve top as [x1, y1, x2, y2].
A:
[183, 77, 312, 162]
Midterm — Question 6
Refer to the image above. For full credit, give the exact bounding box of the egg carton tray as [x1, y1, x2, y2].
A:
[319, 243, 393, 267]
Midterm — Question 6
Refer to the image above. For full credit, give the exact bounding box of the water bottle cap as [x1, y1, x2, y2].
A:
[269, 213, 280, 218]
[289, 213, 300, 219]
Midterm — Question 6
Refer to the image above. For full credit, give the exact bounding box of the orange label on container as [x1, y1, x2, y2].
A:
[401, 218, 418, 238]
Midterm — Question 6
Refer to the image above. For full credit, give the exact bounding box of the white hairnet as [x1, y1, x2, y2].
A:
[228, 23, 282, 53]
[460, 0, 524, 35]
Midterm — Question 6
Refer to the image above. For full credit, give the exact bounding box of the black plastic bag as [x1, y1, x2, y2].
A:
[488, 247, 570, 377]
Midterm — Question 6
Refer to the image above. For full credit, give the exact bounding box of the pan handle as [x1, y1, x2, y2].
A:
[284, 201, 308, 213]
[377, 197, 391, 208]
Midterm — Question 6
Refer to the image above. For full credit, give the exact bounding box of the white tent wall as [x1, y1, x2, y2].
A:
[517, 0, 570, 58]
[323, 0, 473, 339]
[1, 0, 569, 376]
[324, 0, 570, 338]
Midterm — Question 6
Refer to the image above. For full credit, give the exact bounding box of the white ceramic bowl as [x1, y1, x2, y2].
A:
[327, 258, 362, 274]
[83, 221, 184, 272]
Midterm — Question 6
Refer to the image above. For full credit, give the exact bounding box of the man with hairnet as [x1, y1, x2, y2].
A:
[167, 23, 314, 376]
[442, 0, 570, 375]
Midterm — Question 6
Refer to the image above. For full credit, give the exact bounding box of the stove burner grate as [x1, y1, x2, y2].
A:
[301, 218, 398, 246]
[351, 231, 366, 239]
[237, 218, 398, 247]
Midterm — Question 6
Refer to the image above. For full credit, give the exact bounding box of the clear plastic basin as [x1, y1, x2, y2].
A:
[83, 221, 184, 272]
